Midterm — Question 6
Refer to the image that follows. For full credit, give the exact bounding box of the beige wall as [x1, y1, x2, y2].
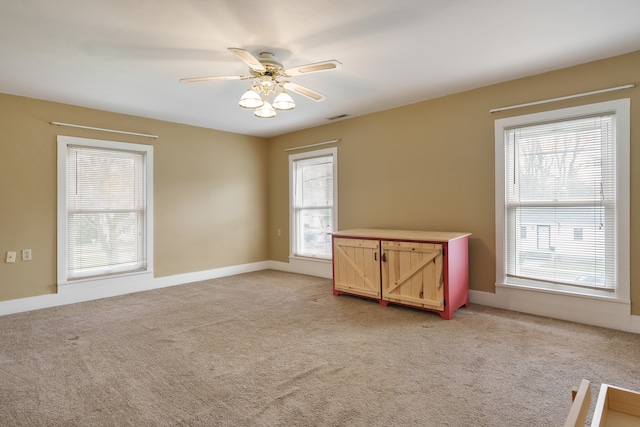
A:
[1, 50, 638, 314]
[0, 94, 268, 301]
[268, 50, 640, 314]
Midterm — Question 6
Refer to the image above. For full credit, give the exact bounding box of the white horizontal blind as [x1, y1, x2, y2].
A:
[505, 114, 615, 289]
[67, 145, 146, 279]
[292, 154, 334, 258]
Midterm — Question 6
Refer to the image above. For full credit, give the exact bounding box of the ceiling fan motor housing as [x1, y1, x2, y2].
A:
[251, 53, 284, 78]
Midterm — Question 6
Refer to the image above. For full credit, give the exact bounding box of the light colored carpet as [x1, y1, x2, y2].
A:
[0, 270, 639, 426]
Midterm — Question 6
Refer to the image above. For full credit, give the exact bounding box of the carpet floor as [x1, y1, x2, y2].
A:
[1, 270, 639, 426]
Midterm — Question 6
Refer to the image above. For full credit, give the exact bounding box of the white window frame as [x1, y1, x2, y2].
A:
[289, 147, 338, 262]
[57, 135, 154, 287]
[495, 99, 630, 303]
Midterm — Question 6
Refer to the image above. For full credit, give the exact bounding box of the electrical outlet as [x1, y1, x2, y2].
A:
[6, 251, 16, 263]
[22, 249, 32, 261]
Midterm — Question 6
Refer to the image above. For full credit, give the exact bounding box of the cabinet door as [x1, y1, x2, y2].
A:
[333, 238, 381, 298]
[381, 241, 444, 310]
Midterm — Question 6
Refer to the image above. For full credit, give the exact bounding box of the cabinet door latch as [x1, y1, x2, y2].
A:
[381, 253, 387, 263]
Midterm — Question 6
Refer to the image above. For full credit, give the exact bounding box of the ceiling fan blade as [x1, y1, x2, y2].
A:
[180, 75, 252, 83]
[284, 60, 342, 77]
[228, 47, 266, 72]
[284, 82, 326, 102]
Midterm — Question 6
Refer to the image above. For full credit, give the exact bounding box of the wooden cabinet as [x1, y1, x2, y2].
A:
[381, 240, 445, 311]
[333, 237, 381, 299]
[332, 229, 471, 320]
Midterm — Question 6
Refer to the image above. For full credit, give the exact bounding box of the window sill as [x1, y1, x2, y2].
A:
[288, 255, 332, 264]
[485, 281, 631, 331]
[496, 281, 630, 305]
[58, 270, 155, 292]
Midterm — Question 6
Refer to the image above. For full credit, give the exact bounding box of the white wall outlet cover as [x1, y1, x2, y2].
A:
[22, 249, 32, 261]
[6, 251, 17, 263]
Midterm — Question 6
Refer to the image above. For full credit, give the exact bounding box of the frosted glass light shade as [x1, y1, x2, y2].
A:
[254, 101, 276, 118]
[239, 90, 263, 109]
[273, 92, 295, 110]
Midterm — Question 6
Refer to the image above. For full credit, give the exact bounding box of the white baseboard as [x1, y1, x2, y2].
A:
[631, 314, 640, 334]
[0, 260, 328, 317]
[2, 261, 637, 335]
[470, 287, 639, 334]
[268, 258, 333, 279]
[0, 261, 270, 317]
[152, 261, 271, 288]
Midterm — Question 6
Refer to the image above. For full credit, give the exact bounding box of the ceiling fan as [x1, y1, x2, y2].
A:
[181, 47, 342, 118]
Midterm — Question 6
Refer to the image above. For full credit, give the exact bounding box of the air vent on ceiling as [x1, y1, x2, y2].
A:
[327, 114, 349, 121]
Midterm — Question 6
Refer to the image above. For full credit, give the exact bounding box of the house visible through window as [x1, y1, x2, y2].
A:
[495, 99, 629, 298]
[289, 147, 337, 260]
[536, 225, 550, 251]
[57, 136, 153, 283]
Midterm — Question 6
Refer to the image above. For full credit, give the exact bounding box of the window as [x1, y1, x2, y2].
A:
[57, 136, 153, 283]
[495, 99, 629, 299]
[289, 147, 337, 260]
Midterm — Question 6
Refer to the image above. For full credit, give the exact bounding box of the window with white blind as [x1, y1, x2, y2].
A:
[57, 136, 153, 283]
[289, 147, 337, 260]
[495, 99, 629, 299]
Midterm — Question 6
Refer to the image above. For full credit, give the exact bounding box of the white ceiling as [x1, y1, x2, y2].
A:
[1, 0, 639, 138]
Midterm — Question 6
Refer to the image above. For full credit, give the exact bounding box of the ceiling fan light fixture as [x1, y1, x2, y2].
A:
[272, 92, 295, 110]
[254, 101, 276, 118]
[238, 89, 263, 109]
[260, 75, 275, 88]
[182, 48, 341, 119]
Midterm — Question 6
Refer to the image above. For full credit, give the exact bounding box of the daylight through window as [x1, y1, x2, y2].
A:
[58, 136, 153, 282]
[290, 147, 337, 259]
[505, 115, 615, 289]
